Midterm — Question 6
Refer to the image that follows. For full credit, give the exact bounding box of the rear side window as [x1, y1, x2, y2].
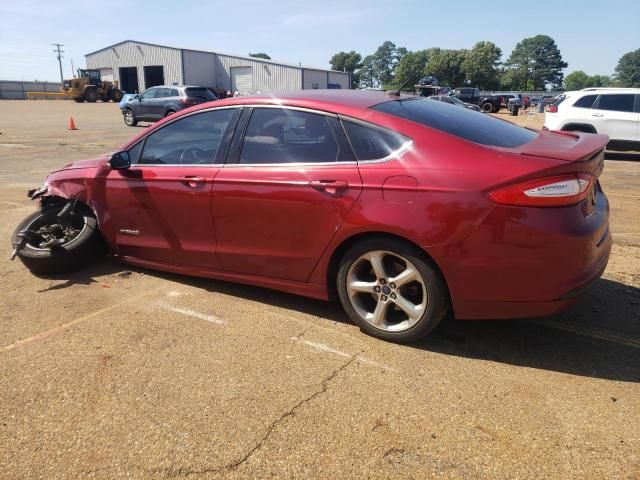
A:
[372, 98, 537, 148]
[596, 94, 635, 113]
[573, 95, 597, 109]
[239, 108, 352, 164]
[342, 120, 409, 161]
[185, 88, 216, 100]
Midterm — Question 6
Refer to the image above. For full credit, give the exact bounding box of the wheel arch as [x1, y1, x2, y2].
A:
[561, 123, 598, 134]
[324, 231, 450, 302]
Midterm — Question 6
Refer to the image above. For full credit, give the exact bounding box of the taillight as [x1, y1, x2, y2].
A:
[488, 173, 595, 207]
[547, 104, 558, 113]
[181, 98, 198, 106]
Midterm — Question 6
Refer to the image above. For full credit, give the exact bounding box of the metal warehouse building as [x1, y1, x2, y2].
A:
[85, 40, 351, 95]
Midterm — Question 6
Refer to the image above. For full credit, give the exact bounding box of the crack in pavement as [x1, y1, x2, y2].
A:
[85, 354, 359, 478]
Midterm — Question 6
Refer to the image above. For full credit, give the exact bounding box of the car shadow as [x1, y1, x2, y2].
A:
[36, 257, 640, 382]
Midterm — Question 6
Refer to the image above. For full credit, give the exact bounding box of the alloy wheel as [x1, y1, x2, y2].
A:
[346, 250, 428, 332]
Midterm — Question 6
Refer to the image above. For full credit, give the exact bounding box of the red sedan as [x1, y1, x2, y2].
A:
[12, 90, 611, 342]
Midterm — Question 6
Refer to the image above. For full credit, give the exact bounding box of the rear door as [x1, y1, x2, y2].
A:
[590, 93, 638, 141]
[212, 106, 362, 281]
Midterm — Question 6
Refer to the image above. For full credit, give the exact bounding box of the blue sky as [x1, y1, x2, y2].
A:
[0, 0, 638, 82]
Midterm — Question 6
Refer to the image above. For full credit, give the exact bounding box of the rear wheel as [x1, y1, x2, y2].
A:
[12, 205, 102, 275]
[337, 238, 449, 343]
[481, 102, 493, 113]
[73, 97, 84, 103]
[85, 88, 98, 103]
[123, 108, 137, 126]
[165, 109, 176, 117]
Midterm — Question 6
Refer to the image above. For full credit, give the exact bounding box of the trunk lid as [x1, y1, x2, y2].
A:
[513, 130, 608, 162]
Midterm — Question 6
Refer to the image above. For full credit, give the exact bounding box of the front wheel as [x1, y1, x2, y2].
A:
[481, 102, 493, 113]
[123, 108, 138, 126]
[12, 205, 102, 275]
[337, 238, 450, 343]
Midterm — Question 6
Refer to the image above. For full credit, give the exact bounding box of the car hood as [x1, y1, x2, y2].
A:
[58, 155, 108, 172]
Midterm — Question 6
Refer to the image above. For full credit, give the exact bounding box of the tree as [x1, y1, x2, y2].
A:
[249, 53, 271, 60]
[564, 70, 591, 90]
[393, 50, 430, 89]
[614, 49, 640, 87]
[358, 55, 376, 88]
[329, 50, 362, 88]
[564, 71, 612, 90]
[461, 41, 502, 90]
[425, 49, 467, 87]
[503, 35, 568, 90]
[371, 41, 407, 87]
[589, 74, 611, 87]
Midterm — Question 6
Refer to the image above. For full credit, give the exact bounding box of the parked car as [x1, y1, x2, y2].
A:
[121, 85, 217, 126]
[428, 95, 482, 111]
[451, 87, 502, 113]
[118, 93, 137, 109]
[11, 91, 611, 343]
[531, 95, 556, 107]
[544, 88, 640, 151]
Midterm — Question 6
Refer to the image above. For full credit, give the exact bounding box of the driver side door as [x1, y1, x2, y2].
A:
[103, 108, 240, 269]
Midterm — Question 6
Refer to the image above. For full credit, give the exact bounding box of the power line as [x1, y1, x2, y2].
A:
[52, 43, 64, 83]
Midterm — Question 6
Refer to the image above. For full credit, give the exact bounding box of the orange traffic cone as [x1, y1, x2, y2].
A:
[68, 117, 77, 130]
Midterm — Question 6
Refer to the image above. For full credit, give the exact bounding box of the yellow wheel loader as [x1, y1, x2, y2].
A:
[62, 69, 124, 103]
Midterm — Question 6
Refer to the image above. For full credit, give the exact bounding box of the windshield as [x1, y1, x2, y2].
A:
[372, 98, 537, 148]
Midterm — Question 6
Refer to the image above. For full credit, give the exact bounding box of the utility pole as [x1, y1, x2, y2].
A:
[52, 43, 64, 83]
[70, 58, 75, 77]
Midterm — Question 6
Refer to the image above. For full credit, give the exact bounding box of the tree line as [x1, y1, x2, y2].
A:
[330, 37, 640, 91]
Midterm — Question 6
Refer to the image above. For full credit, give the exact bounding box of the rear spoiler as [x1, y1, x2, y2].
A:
[516, 130, 609, 162]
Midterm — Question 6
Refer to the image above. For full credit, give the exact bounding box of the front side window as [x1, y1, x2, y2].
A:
[239, 108, 351, 164]
[596, 94, 635, 113]
[342, 120, 409, 161]
[573, 95, 597, 109]
[137, 109, 235, 165]
[140, 88, 157, 100]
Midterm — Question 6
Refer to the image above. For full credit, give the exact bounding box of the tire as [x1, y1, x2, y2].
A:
[336, 238, 450, 343]
[492, 105, 501, 113]
[111, 89, 123, 102]
[165, 109, 176, 117]
[73, 97, 85, 103]
[481, 102, 493, 113]
[123, 108, 138, 126]
[85, 88, 98, 103]
[12, 205, 102, 275]
[101, 90, 112, 102]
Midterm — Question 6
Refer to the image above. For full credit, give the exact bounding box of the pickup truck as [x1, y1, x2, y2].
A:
[451, 87, 502, 113]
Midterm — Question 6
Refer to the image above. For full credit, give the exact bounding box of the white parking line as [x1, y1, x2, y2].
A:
[156, 303, 225, 325]
[291, 337, 397, 372]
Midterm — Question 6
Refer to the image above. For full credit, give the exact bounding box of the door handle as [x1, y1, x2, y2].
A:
[309, 180, 349, 196]
[182, 176, 206, 188]
[591, 113, 604, 117]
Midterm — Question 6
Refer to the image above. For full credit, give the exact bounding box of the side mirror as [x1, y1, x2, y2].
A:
[135, 94, 141, 101]
[109, 151, 131, 170]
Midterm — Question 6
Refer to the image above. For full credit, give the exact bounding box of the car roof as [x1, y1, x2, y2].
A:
[190, 90, 414, 113]
[577, 87, 640, 94]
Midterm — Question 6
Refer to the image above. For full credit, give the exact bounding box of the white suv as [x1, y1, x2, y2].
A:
[544, 88, 640, 151]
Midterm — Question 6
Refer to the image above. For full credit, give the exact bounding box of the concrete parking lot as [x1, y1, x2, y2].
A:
[0, 101, 638, 479]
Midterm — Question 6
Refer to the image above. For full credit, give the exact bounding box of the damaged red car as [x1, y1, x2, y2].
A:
[11, 90, 611, 342]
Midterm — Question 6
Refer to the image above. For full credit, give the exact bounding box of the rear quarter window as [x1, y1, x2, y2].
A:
[372, 98, 537, 148]
[185, 88, 216, 100]
[572, 95, 597, 108]
[342, 120, 409, 161]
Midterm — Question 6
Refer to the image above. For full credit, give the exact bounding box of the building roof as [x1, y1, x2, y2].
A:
[85, 40, 348, 75]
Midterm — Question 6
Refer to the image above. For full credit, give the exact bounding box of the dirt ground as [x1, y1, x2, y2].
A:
[0, 101, 638, 480]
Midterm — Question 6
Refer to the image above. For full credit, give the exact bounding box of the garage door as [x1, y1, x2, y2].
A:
[231, 66, 253, 93]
